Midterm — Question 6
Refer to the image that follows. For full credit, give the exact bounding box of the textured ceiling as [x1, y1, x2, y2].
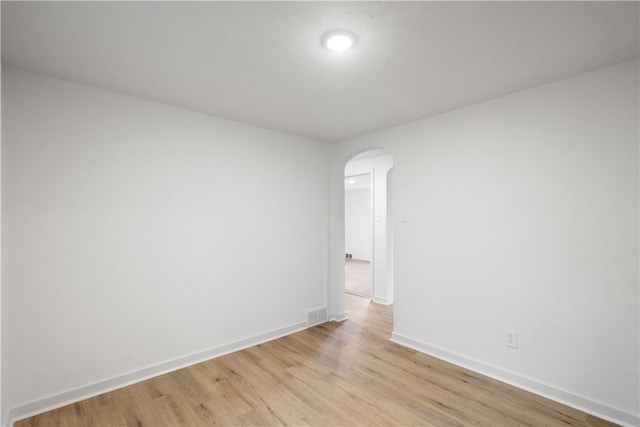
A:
[2, 1, 639, 142]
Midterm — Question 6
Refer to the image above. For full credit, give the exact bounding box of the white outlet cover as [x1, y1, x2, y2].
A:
[506, 330, 518, 349]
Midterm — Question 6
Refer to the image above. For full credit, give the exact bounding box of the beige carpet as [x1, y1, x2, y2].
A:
[345, 259, 371, 298]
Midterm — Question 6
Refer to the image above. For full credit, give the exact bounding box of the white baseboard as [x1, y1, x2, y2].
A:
[7, 321, 307, 427]
[390, 332, 639, 427]
[372, 295, 392, 305]
[328, 311, 348, 322]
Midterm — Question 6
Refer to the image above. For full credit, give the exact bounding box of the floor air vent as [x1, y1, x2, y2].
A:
[307, 307, 328, 327]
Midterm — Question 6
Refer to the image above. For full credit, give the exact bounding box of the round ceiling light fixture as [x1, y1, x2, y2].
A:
[323, 30, 356, 52]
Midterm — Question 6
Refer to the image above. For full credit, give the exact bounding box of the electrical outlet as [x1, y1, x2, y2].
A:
[505, 330, 518, 349]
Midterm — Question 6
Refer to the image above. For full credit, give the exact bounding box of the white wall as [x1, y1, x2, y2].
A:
[0, 17, 4, 425]
[1, 66, 330, 423]
[345, 187, 371, 261]
[330, 59, 639, 425]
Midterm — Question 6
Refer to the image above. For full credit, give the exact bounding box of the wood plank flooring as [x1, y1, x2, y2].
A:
[16, 294, 617, 426]
[345, 259, 371, 298]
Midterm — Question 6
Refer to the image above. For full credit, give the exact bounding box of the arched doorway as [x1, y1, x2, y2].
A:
[343, 149, 394, 306]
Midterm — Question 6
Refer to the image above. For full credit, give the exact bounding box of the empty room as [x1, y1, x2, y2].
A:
[1, 2, 638, 426]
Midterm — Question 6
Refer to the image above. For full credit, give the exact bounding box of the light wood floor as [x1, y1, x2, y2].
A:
[17, 295, 616, 427]
[345, 259, 371, 298]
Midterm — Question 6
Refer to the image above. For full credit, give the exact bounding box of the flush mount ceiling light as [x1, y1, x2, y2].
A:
[323, 30, 356, 52]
